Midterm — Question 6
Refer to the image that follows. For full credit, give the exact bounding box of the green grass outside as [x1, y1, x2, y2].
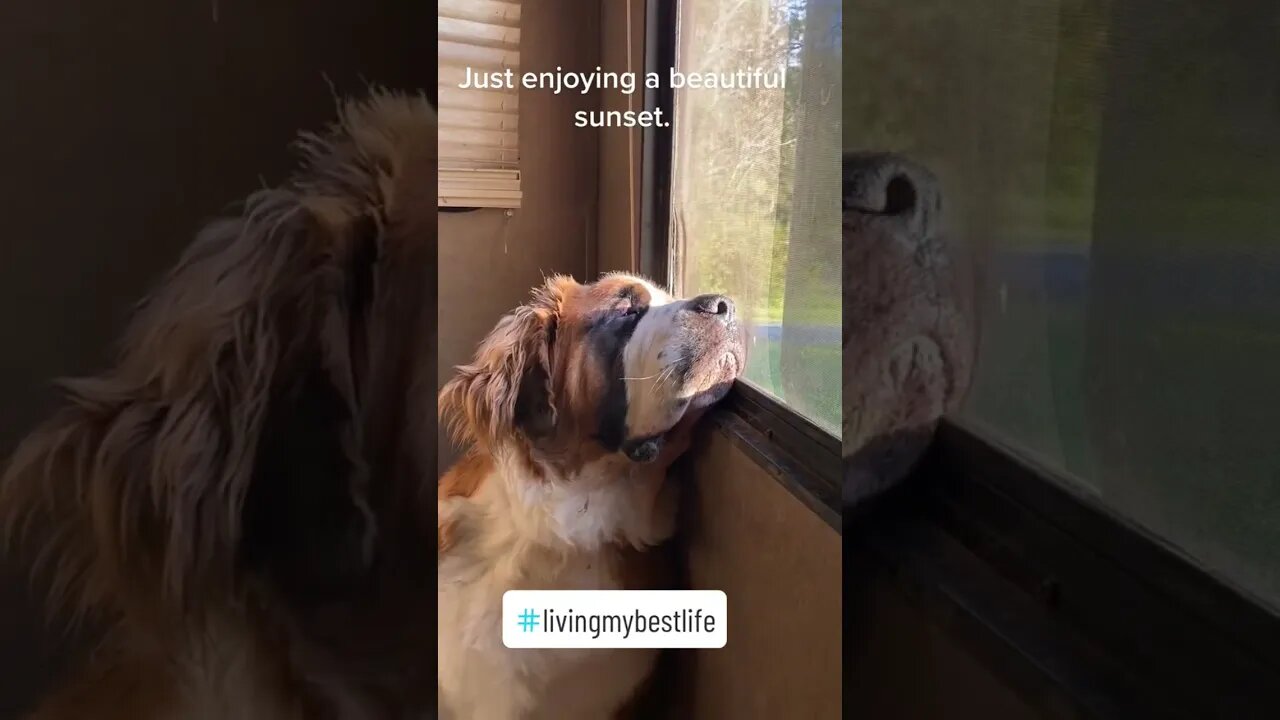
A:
[749, 290, 840, 327]
[744, 335, 841, 434]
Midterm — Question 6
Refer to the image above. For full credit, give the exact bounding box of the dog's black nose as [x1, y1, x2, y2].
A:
[844, 151, 940, 238]
[691, 294, 735, 322]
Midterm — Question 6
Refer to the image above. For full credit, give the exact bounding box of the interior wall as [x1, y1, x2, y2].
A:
[0, 2, 428, 715]
[675, 431, 842, 718]
[437, 0, 602, 472]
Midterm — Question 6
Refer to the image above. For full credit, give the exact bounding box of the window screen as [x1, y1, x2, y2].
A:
[847, 0, 1280, 609]
[670, 0, 842, 435]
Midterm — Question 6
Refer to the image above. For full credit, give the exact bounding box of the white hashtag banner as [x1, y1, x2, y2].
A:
[502, 590, 728, 649]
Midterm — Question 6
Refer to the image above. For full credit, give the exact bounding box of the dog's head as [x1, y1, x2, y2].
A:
[0, 91, 437, 625]
[441, 273, 744, 471]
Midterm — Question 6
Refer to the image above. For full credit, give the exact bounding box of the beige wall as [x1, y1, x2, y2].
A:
[677, 431, 843, 719]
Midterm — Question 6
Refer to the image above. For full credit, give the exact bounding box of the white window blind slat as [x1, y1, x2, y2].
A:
[437, 85, 519, 113]
[440, 127, 517, 150]
[439, 0, 521, 208]
[441, 197, 523, 209]
[439, 0, 520, 26]
[440, 143, 519, 167]
[439, 107, 519, 133]
[440, 169, 521, 189]
[438, 41, 520, 72]
[438, 18, 520, 49]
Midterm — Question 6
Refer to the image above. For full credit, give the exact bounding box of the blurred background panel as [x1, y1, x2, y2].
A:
[0, 2, 428, 714]
[846, 0, 1280, 621]
[846, 0, 1279, 715]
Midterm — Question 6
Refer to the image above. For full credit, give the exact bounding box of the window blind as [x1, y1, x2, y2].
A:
[438, 0, 522, 208]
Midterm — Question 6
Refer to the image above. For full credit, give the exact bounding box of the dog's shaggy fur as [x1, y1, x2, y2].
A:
[437, 275, 744, 719]
[1, 91, 437, 719]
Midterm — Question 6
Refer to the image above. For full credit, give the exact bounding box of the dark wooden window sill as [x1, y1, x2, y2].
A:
[707, 381, 840, 533]
[846, 419, 1280, 717]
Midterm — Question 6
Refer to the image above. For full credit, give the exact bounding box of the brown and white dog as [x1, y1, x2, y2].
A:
[1, 91, 438, 719]
[437, 274, 744, 719]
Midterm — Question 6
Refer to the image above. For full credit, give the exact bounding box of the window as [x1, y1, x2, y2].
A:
[437, 0, 522, 208]
[848, 1, 1280, 612]
[668, 0, 842, 435]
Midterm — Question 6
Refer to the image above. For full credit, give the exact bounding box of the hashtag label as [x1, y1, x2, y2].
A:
[502, 590, 727, 649]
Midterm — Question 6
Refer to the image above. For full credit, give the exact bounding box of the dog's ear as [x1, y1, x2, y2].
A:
[440, 278, 569, 452]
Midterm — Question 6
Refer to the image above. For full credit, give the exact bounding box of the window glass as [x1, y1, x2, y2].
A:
[670, 0, 842, 434]
[847, 0, 1280, 609]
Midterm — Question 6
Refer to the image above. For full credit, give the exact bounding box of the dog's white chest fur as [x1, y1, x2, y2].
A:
[437, 452, 674, 719]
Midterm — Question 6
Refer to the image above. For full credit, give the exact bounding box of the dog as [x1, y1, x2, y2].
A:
[1, 91, 438, 719]
[437, 273, 745, 719]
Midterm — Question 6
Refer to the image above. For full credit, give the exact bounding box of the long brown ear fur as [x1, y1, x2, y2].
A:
[0, 90, 435, 627]
[439, 277, 570, 454]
